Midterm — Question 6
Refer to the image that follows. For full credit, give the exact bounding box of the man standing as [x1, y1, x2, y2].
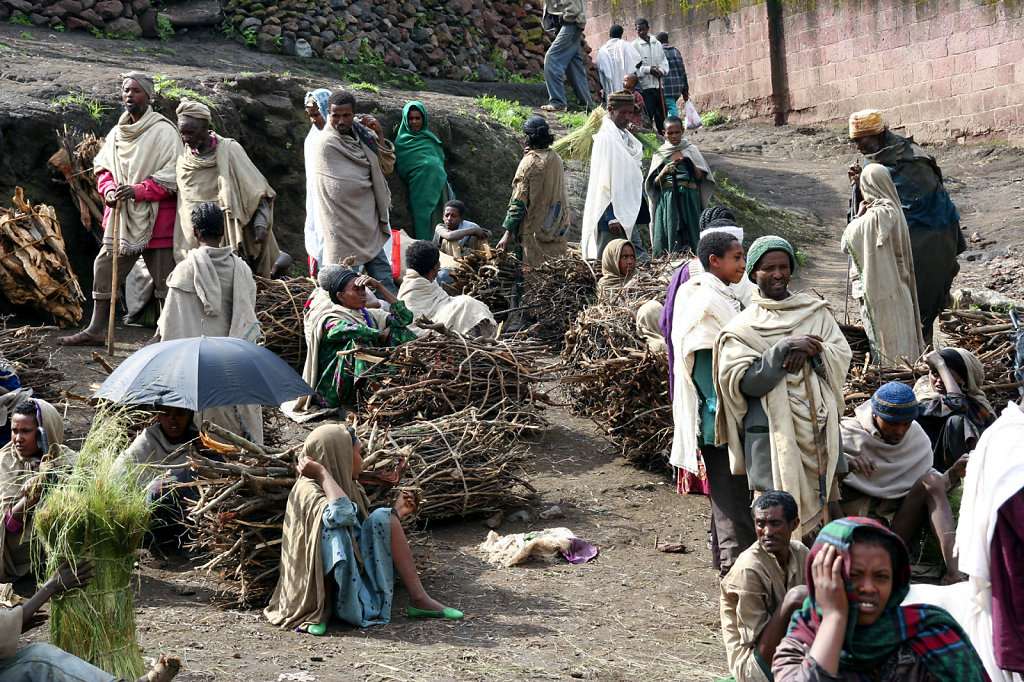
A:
[656, 31, 688, 117]
[174, 100, 281, 279]
[314, 91, 398, 294]
[714, 236, 852, 542]
[847, 109, 964, 346]
[580, 91, 650, 261]
[303, 88, 331, 277]
[631, 18, 669, 134]
[59, 73, 179, 346]
[720, 491, 809, 682]
[540, 0, 594, 113]
[594, 25, 641, 105]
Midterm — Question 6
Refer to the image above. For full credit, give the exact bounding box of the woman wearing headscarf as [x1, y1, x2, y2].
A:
[914, 348, 995, 472]
[394, 101, 452, 242]
[265, 425, 461, 632]
[497, 116, 570, 267]
[595, 239, 637, 303]
[303, 88, 331, 276]
[842, 163, 924, 366]
[773, 517, 988, 681]
[644, 115, 715, 257]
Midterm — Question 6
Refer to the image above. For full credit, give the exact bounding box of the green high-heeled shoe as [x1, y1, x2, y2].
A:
[406, 605, 464, 620]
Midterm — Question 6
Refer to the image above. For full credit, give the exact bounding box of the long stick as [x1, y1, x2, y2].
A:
[804, 364, 830, 526]
[106, 208, 120, 356]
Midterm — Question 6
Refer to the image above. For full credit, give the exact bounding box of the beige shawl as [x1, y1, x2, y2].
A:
[398, 270, 496, 337]
[840, 401, 934, 499]
[669, 272, 744, 473]
[93, 107, 180, 254]
[913, 347, 994, 416]
[264, 425, 371, 630]
[842, 164, 924, 366]
[175, 135, 278, 270]
[285, 288, 348, 417]
[635, 300, 667, 354]
[116, 423, 196, 489]
[314, 126, 393, 267]
[714, 292, 852, 535]
[596, 238, 635, 302]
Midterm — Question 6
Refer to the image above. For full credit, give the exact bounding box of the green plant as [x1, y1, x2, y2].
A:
[474, 95, 531, 130]
[701, 109, 730, 127]
[273, 34, 282, 51]
[8, 11, 32, 25]
[20, 31, 34, 39]
[52, 91, 113, 124]
[219, 22, 238, 39]
[241, 27, 258, 47]
[156, 14, 174, 40]
[795, 249, 807, 266]
[350, 81, 379, 92]
[152, 74, 216, 106]
[556, 112, 588, 130]
[357, 38, 384, 65]
[239, 70, 255, 77]
[53, 23, 65, 32]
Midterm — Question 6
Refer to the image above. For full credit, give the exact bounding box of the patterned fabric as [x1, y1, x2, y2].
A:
[849, 109, 884, 138]
[321, 501, 395, 627]
[661, 44, 689, 98]
[788, 517, 990, 682]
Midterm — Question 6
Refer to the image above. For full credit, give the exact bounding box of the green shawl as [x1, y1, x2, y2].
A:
[394, 101, 448, 241]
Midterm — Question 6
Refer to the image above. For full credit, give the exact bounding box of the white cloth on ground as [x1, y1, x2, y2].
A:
[397, 269, 496, 337]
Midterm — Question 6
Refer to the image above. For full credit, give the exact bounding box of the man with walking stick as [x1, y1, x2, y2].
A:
[632, 18, 669, 134]
[59, 73, 180, 350]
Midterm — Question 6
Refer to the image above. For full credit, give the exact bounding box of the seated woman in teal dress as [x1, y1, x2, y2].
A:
[264, 425, 462, 632]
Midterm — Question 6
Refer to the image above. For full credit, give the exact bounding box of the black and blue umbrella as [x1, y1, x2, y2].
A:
[94, 336, 313, 410]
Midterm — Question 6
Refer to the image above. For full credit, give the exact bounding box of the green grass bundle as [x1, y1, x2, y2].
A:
[551, 106, 661, 165]
[32, 406, 151, 679]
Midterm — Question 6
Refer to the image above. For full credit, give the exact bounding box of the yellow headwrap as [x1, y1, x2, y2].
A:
[849, 109, 884, 139]
[176, 99, 212, 122]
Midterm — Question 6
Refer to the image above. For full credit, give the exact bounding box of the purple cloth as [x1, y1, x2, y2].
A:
[561, 537, 599, 564]
[991, 490, 1024, 673]
[659, 260, 695, 399]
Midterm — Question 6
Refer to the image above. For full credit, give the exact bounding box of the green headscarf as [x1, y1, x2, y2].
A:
[394, 101, 449, 241]
[745, 235, 796, 283]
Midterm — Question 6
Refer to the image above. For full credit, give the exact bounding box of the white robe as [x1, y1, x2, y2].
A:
[581, 116, 645, 260]
[303, 124, 325, 266]
[595, 38, 642, 100]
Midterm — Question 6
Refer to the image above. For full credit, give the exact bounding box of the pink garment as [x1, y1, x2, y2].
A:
[4, 508, 23, 533]
[96, 170, 176, 249]
[677, 464, 710, 495]
[629, 90, 645, 128]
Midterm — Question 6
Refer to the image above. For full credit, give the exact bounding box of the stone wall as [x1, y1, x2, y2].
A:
[584, 0, 1024, 143]
[0, 0, 160, 37]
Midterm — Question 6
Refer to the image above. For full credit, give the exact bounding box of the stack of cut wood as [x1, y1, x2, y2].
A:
[47, 126, 105, 245]
[842, 361, 923, 416]
[517, 250, 597, 348]
[938, 309, 1021, 406]
[0, 323, 66, 399]
[561, 303, 672, 472]
[0, 188, 85, 327]
[253, 276, 315, 371]
[442, 247, 520, 315]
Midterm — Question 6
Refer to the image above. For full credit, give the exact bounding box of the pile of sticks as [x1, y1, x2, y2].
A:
[938, 309, 1022, 405]
[47, 125, 105, 245]
[561, 303, 672, 472]
[442, 247, 520, 315]
[253, 276, 315, 371]
[359, 328, 554, 427]
[517, 251, 597, 348]
[0, 188, 85, 327]
[360, 408, 540, 520]
[842, 360, 923, 415]
[0, 323, 65, 398]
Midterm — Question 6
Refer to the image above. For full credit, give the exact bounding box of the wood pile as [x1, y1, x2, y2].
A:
[442, 247, 520, 315]
[0, 188, 85, 327]
[47, 126, 105, 245]
[938, 309, 1022, 406]
[0, 323, 66, 398]
[253, 276, 315, 371]
[517, 251, 597, 348]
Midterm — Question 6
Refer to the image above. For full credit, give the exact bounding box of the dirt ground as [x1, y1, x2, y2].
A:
[3, 22, 1023, 682]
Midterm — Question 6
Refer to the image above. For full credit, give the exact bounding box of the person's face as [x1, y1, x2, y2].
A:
[635, 22, 649, 40]
[852, 133, 883, 155]
[849, 542, 894, 627]
[407, 107, 424, 133]
[754, 504, 796, 557]
[929, 366, 963, 395]
[351, 437, 363, 479]
[122, 79, 150, 118]
[710, 239, 746, 285]
[623, 74, 638, 91]
[330, 102, 355, 135]
[872, 415, 913, 445]
[157, 406, 194, 441]
[664, 121, 683, 145]
[618, 244, 636, 278]
[340, 279, 367, 309]
[177, 117, 208, 150]
[609, 103, 631, 129]
[442, 206, 463, 229]
[753, 250, 791, 300]
[306, 102, 325, 130]
[11, 413, 41, 459]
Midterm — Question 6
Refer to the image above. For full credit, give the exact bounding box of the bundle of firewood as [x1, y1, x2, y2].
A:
[939, 309, 1022, 405]
[442, 247, 520, 315]
[517, 251, 597, 348]
[0, 323, 65, 398]
[47, 125, 105, 245]
[253, 276, 315, 371]
[0, 188, 85, 327]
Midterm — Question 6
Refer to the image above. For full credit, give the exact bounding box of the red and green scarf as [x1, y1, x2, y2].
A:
[788, 517, 989, 681]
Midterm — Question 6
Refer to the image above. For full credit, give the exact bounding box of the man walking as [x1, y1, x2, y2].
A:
[540, 0, 594, 112]
[657, 31, 689, 117]
[595, 24, 641, 105]
[631, 18, 669, 134]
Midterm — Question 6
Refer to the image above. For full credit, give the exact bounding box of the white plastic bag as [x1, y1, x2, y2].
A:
[684, 100, 702, 130]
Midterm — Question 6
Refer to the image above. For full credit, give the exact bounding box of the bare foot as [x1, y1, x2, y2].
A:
[137, 654, 182, 682]
[57, 330, 106, 346]
[941, 571, 967, 585]
[408, 595, 447, 612]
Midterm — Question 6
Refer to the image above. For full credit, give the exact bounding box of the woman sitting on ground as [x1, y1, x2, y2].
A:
[595, 238, 637, 303]
[773, 517, 988, 681]
[264, 425, 462, 632]
[913, 348, 995, 472]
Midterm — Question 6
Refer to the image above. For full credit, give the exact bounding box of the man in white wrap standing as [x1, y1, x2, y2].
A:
[594, 24, 641, 104]
[581, 90, 650, 261]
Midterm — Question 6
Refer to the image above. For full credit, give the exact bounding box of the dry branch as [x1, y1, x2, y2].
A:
[47, 125, 105, 245]
[0, 322, 65, 398]
[442, 247, 520, 314]
[253, 276, 315, 371]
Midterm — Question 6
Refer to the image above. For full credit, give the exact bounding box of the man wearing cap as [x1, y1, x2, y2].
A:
[631, 18, 669, 134]
[594, 25, 641, 105]
[847, 109, 965, 346]
[840, 381, 966, 584]
[580, 91, 650, 261]
[59, 73, 180, 346]
[714, 236, 852, 543]
[539, 0, 594, 113]
[174, 99, 281, 279]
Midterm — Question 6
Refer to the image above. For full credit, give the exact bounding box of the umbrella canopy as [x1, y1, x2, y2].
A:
[94, 336, 314, 411]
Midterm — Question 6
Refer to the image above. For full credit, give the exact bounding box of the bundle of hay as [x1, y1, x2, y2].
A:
[0, 188, 85, 327]
[254, 275, 315, 371]
[551, 106, 660, 165]
[32, 406, 151, 679]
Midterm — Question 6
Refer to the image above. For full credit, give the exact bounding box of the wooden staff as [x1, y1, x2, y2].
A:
[106, 207, 120, 356]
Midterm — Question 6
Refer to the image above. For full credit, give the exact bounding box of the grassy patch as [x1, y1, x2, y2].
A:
[8, 11, 32, 25]
[475, 95, 531, 130]
[153, 74, 215, 106]
[331, 62, 425, 91]
[52, 91, 113, 124]
[556, 112, 589, 130]
[156, 14, 174, 40]
[349, 81, 379, 92]
[701, 109, 730, 127]
[712, 171, 824, 249]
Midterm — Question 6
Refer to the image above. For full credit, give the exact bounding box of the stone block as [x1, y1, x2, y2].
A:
[43, 0, 83, 17]
[975, 44, 999, 70]
[138, 7, 157, 37]
[94, 0, 122, 19]
[65, 14, 92, 28]
[79, 8, 105, 26]
[931, 55, 954, 80]
[104, 15, 140, 35]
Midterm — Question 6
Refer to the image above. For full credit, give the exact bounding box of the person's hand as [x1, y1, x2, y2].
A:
[855, 201, 868, 218]
[786, 334, 824, 357]
[252, 225, 268, 245]
[22, 610, 47, 633]
[104, 189, 118, 207]
[357, 114, 383, 138]
[496, 231, 511, 251]
[377, 328, 391, 344]
[393, 490, 417, 520]
[847, 454, 877, 478]
[812, 544, 849, 619]
[848, 162, 862, 186]
[296, 455, 325, 481]
[472, 226, 491, 239]
[782, 584, 809, 612]
[923, 350, 944, 371]
[48, 559, 95, 596]
[651, 67, 663, 77]
[354, 274, 379, 291]
[950, 453, 969, 480]
[608, 220, 624, 236]
[111, 184, 136, 203]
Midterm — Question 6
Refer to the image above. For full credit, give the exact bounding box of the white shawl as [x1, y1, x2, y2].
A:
[595, 38, 642, 101]
[303, 125, 325, 266]
[397, 270, 496, 337]
[581, 116, 644, 260]
[840, 401, 934, 499]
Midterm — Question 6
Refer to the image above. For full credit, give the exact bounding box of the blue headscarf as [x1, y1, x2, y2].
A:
[304, 88, 331, 121]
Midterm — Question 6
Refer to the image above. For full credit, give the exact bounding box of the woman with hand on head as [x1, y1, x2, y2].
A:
[265, 425, 462, 633]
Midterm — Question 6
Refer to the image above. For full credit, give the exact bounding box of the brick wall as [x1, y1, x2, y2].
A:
[585, 0, 1024, 143]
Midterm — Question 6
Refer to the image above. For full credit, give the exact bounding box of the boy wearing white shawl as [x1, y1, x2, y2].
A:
[398, 241, 496, 338]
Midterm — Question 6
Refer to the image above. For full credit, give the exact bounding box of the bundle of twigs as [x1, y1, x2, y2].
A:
[360, 408, 540, 520]
[839, 321, 871, 367]
[47, 125, 105, 245]
[0, 322, 65, 397]
[442, 247, 520, 314]
[0, 188, 85, 327]
[939, 309, 1022, 405]
[561, 303, 672, 472]
[517, 250, 597, 347]
[253, 275, 315, 371]
[842, 357, 923, 416]
[359, 327, 554, 427]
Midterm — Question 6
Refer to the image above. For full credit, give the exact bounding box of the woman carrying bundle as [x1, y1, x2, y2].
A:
[394, 101, 452, 241]
[265, 425, 462, 632]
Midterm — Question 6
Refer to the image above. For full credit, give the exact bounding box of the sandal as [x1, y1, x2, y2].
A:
[57, 330, 105, 346]
[407, 605, 463, 620]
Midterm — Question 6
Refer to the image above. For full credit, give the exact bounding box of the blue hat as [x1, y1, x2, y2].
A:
[870, 382, 918, 422]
